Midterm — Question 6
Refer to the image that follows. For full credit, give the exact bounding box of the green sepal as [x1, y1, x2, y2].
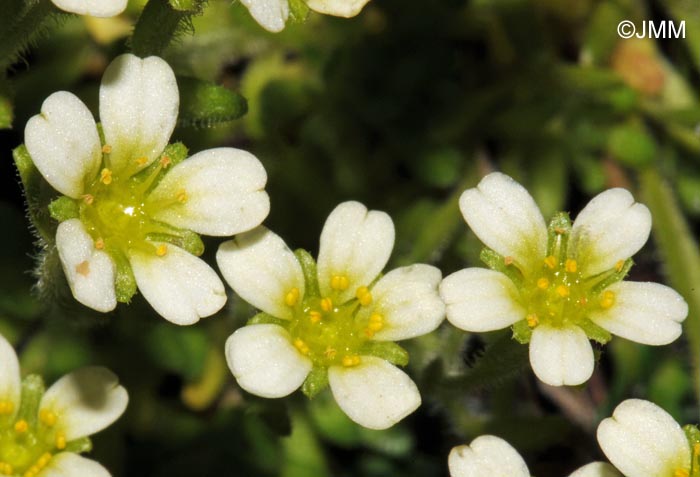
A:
[295, 249, 320, 298]
[578, 318, 613, 345]
[111, 250, 137, 303]
[360, 341, 409, 367]
[18, 374, 46, 426]
[684, 424, 700, 445]
[546, 212, 572, 259]
[247, 312, 288, 327]
[301, 366, 328, 399]
[177, 77, 248, 128]
[130, 0, 206, 57]
[480, 248, 523, 287]
[13, 144, 56, 242]
[0, 91, 12, 129]
[48, 196, 79, 222]
[591, 258, 633, 294]
[65, 436, 92, 454]
[512, 319, 532, 344]
[168, 0, 199, 11]
[288, 0, 310, 23]
[147, 229, 205, 256]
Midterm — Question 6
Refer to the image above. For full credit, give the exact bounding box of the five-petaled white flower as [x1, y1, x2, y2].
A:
[0, 333, 128, 477]
[241, 0, 371, 32]
[216, 201, 445, 429]
[440, 172, 688, 386]
[24, 53, 270, 325]
[597, 399, 700, 477]
[51, 0, 127, 17]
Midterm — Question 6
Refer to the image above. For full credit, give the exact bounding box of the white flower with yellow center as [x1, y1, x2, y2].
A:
[597, 399, 700, 477]
[440, 172, 688, 386]
[0, 333, 128, 477]
[216, 201, 445, 430]
[241, 0, 371, 32]
[50, 0, 127, 17]
[23, 53, 270, 325]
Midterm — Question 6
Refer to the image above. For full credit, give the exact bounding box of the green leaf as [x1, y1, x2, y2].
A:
[301, 366, 328, 399]
[130, 0, 206, 57]
[295, 249, 319, 298]
[607, 122, 657, 167]
[177, 77, 248, 128]
[146, 324, 209, 380]
[578, 318, 612, 345]
[13, 144, 57, 243]
[288, 0, 310, 23]
[0, 92, 12, 129]
[48, 196, 79, 222]
[282, 411, 330, 477]
[361, 341, 409, 367]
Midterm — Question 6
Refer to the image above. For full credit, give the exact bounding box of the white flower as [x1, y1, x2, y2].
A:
[569, 462, 623, 477]
[440, 172, 688, 386]
[241, 0, 371, 33]
[0, 333, 128, 477]
[217, 201, 445, 429]
[448, 435, 531, 477]
[24, 53, 270, 325]
[51, 0, 127, 17]
[597, 399, 700, 477]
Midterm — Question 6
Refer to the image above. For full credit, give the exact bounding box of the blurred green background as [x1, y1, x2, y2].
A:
[1, 0, 699, 475]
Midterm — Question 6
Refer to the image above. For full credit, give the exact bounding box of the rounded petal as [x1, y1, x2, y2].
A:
[40, 367, 128, 441]
[357, 264, 444, 341]
[328, 357, 420, 430]
[225, 324, 311, 398]
[148, 148, 270, 236]
[317, 201, 395, 304]
[24, 91, 101, 198]
[241, 0, 289, 32]
[100, 54, 178, 172]
[571, 189, 651, 277]
[56, 219, 117, 313]
[217, 227, 303, 321]
[597, 399, 691, 477]
[306, 0, 370, 17]
[440, 268, 525, 332]
[459, 173, 547, 271]
[0, 333, 21, 417]
[589, 282, 687, 345]
[529, 325, 594, 386]
[50, 0, 127, 17]
[38, 453, 111, 477]
[568, 462, 622, 477]
[130, 244, 226, 325]
[448, 435, 530, 477]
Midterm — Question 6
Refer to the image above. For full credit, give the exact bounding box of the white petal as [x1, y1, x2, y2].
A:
[24, 91, 101, 198]
[590, 282, 687, 345]
[130, 244, 226, 325]
[317, 201, 395, 304]
[241, 0, 289, 32]
[56, 219, 117, 313]
[597, 399, 691, 477]
[225, 324, 311, 398]
[100, 54, 178, 173]
[50, 0, 127, 17]
[148, 148, 270, 236]
[568, 462, 622, 477]
[217, 227, 303, 321]
[356, 264, 444, 341]
[306, 0, 370, 17]
[328, 357, 420, 430]
[440, 268, 524, 332]
[459, 173, 547, 271]
[37, 453, 111, 477]
[448, 435, 530, 477]
[570, 188, 651, 277]
[529, 325, 594, 386]
[40, 367, 128, 441]
[0, 333, 21, 417]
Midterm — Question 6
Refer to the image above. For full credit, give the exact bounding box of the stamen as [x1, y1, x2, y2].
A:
[309, 311, 322, 323]
[554, 227, 567, 235]
[156, 244, 168, 257]
[101, 144, 112, 154]
[176, 190, 188, 204]
[543, 256, 557, 269]
[14, 419, 28, 433]
[293, 339, 310, 355]
[504, 256, 514, 266]
[341, 355, 361, 367]
[537, 278, 550, 290]
[556, 285, 570, 298]
[324, 347, 336, 359]
[674, 469, 689, 477]
[526, 313, 539, 328]
[284, 288, 300, 307]
[0, 462, 12, 475]
[95, 238, 105, 250]
[565, 259, 577, 273]
[578, 297, 588, 306]
[160, 156, 172, 168]
[0, 400, 14, 415]
[355, 286, 373, 306]
[320, 297, 333, 312]
[135, 156, 148, 166]
[100, 168, 113, 185]
[82, 194, 94, 205]
[75, 260, 90, 277]
[600, 290, 615, 309]
[368, 313, 383, 331]
[39, 409, 57, 427]
[331, 275, 349, 291]
[55, 433, 66, 450]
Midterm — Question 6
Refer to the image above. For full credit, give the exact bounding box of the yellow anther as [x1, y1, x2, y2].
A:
[156, 244, 168, 257]
[39, 409, 57, 427]
[504, 256, 514, 266]
[674, 469, 689, 477]
[324, 347, 337, 359]
[55, 432, 66, 450]
[0, 463, 12, 475]
[537, 278, 550, 290]
[356, 286, 373, 306]
[101, 144, 112, 154]
[368, 313, 384, 331]
[600, 290, 616, 309]
[556, 285, 570, 298]
[364, 328, 375, 338]
[565, 259, 578, 273]
[342, 355, 361, 367]
[100, 168, 113, 185]
[95, 238, 105, 250]
[544, 256, 557, 269]
[578, 297, 588, 306]
[38, 453, 52, 467]
[176, 190, 188, 204]
[82, 194, 94, 205]
[160, 156, 172, 167]
[284, 288, 300, 307]
[615, 259, 625, 272]
[75, 260, 90, 277]
[331, 275, 350, 291]
[135, 156, 148, 166]
[309, 311, 322, 323]
[526, 313, 539, 328]
[320, 297, 333, 312]
[693, 442, 700, 456]
[14, 419, 28, 433]
[554, 227, 567, 235]
[293, 339, 309, 356]
[0, 400, 14, 415]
